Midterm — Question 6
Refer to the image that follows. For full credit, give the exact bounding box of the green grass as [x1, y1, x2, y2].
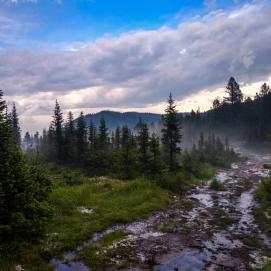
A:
[235, 179, 253, 197]
[154, 171, 200, 193]
[46, 177, 171, 256]
[1, 168, 172, 271]
[253, 178, 271, 238]
[77, 231, 133, 270]
[209, 178, 225, 191]
[211, 207, 235, 230]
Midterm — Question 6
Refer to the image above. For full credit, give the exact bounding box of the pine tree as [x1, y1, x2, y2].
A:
[260, 83, 270, 97]
[11, 103, 21, 146]
[89, 120, 97, 150]
[121, 125, 135, 179]
[98, 117, 108, 149]
[224, 77, 243, 105]
[64, 111, 76, 161]
[149, 134, 163, 176]
[52, 100, 64, 162]
[115, 126, 121, 150]
[137, 121, 149, 172]
[161, 93, 182, 171]
[76, 112, 87, 160]
[0, 90, 51, 243]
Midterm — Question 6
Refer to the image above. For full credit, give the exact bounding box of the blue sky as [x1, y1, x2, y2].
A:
[1, 0, 250, 48]
[1, 0, 271, 133]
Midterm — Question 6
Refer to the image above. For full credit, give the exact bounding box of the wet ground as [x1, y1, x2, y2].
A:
[51, 153, 271, 271]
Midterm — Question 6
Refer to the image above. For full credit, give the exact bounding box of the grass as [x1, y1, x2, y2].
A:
[243, 236, 262, 248]
[253, 178, 271, 238]
[209, 178, 225, 191]
[46, 177, 172, 256]
[154, 171, 200, 193]
[77, 231, 133, 270]
[1, 168, 172, 271]
[235, 179, 253, 197]
[211, 207, 235, 230]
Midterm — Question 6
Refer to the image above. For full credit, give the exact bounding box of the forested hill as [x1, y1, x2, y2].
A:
[82, 110, 162, 129]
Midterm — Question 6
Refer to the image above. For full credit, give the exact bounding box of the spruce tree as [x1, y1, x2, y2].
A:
[98, 117, 109, 149]
[137, 121, 149, 172]
[115, 126, 121, 150]
[11, 103, 21, 146]
[224, 77, 243, 105]
[0, 90, 51, 243]
[161, 93, 182, 171]
[52, 100, 64, 162]
[89, 120, 97, 150]
[149, 134, 163, 176]
[64, 111, 76, 161]
[76, 112, 87, 160]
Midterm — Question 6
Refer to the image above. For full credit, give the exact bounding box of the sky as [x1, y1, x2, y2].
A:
[1, 0, 271, 133]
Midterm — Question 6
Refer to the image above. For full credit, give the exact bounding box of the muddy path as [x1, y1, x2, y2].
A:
[51, 153, 271, 271]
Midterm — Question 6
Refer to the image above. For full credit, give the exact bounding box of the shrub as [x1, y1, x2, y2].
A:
[209, 178, 225, 191]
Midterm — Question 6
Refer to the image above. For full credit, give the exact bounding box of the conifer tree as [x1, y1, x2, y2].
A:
[89, 120, 97, 150]
[121, 125, 135, 178]
[11, 103, 21, 146]
[52, 100, 64, 162]
[76, 112, 87, 160]
[0, 90, 51, 243]
[64, 111, 76, 161]
[161, 93, 182, 171]
[224, 77, 243, 105]
[115, 126, 121, 150]
[98, 117, 109, 149]
[149, 134, 163, 176]
[137, 121, 149, 172]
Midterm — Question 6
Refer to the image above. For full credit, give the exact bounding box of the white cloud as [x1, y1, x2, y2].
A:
[2, 1, 271, 132]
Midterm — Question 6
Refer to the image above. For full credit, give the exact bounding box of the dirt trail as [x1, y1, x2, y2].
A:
[51, 153, 271, 271]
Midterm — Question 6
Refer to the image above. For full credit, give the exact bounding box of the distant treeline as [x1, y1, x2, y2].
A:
[23, 91, 238, 179]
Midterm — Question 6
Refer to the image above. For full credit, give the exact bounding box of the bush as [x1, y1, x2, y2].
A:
[154, 171, 199, 193]
[209, 178, 225, 191]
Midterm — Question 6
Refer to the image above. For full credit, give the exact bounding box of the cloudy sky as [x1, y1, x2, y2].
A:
[1, 0, 271, 133]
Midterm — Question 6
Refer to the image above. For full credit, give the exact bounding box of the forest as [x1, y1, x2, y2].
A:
[1, 77, 271, 270]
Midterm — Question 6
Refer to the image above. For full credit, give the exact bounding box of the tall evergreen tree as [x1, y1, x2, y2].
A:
[224, 77, 243, 105]
[137, 121, 149, 172]
[76, 112, 87, 160]
[0, 90, 51, 243]
[161, 93, 182, 171]
[11, 103, 21, 146]
[64, 111, 76, 161]
[98, 117, 109, 149]
[52, 100, 64, 162]
[149, 134, 163, 176]
[89, 120, 97, 150]
[115, 126, 121, 150]
[121, 125, 135, 179]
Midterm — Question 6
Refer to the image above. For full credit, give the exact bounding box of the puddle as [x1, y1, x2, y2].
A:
[190, 193, 214, 208]
[154, 248, 206, 271]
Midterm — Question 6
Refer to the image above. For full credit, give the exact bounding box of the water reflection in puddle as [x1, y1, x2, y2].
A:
[154, 248, 206, 271]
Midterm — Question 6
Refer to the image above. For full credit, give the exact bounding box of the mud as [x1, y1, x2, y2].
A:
[51, 153, 271, 271]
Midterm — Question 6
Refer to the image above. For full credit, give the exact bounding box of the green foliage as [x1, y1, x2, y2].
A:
[46, 175, 171, 255]
[161, 93, 182, 171]
[154, 172, 199, 193]
[254, 178, 271, 238]
[209, 178, 225, 191]
[77, 231, 131, 271]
